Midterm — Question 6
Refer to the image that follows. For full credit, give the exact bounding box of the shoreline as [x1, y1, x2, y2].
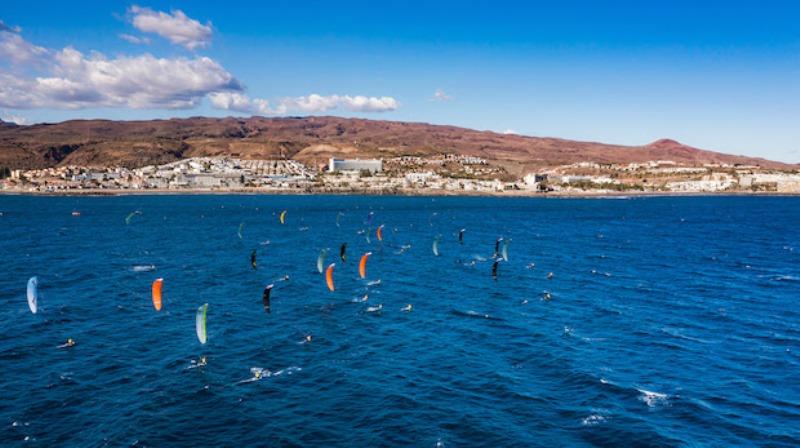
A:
[1, 188, 798, 198]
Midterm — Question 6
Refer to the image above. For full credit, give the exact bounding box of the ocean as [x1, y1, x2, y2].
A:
[1, 195, 798, 447]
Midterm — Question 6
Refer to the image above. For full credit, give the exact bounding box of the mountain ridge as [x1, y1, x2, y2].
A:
[0, 116, 793, 172]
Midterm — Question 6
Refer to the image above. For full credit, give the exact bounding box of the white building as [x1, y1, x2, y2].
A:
[329, 158, 383, 173]
[666, 173, 736, 192]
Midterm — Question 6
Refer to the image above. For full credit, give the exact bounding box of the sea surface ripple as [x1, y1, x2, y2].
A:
[1, 195, 799, 447]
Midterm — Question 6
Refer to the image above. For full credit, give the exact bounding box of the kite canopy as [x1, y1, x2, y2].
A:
[494, 238, 503, 258]
[196, 303, 208, 344]
[262, 284, 274, 313]
[325, 263, 336, 291]
[279, 210, 287, 224]
[432, 237, 440, 256]
[125, 210, 141, 225]
[317, 248, 328, 274]
[26, 276, 38, 314]
[152, 278, 163, 311]
[376, 225, 385, 242]
[359, 252, 372, 279]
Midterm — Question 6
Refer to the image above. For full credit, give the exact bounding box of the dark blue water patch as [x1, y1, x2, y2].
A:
[1, 195, 799, 447]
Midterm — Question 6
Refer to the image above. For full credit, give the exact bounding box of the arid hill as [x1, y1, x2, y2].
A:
[0, 116, 793, 173]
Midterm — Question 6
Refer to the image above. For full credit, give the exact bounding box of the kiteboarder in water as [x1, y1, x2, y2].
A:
[250, 250, 257, 270]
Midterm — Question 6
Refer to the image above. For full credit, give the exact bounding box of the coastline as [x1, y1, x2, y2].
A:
[2, 188, 798, 198]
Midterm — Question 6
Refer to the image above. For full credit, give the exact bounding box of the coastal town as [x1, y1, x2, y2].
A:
[2, 154, 800, 195]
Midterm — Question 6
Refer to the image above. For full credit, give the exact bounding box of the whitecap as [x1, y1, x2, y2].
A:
[660, 327, 710, 344]
[772, 275, 800, 282]
[130, 264, 156, 272]
[272, 366, 302, 376]
[638, 389, 669, 407]
[582, 414, 606, 426]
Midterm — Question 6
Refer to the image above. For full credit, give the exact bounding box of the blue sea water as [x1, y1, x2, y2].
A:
[1, 195, 799, 447]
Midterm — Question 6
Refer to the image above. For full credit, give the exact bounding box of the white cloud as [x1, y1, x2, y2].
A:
[338, 95, 398, 112]
[0, 46, 241, 109]
[119, 33, 151, 45]
[1, 111, 28, 124]
[208, 92, 272, 114]
[0, 28, 48, 65]
[0, 20, 22, 34]
[129, 6, 212, 50]
[502, 129, 518, 135]
[209, 92, 398, 115]
[285, 94, 398, 113]
[1, 24, 397, 116]
[432, 88, 452, 102]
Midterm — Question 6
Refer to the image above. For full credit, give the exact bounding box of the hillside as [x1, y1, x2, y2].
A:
[0, 116, 792, 173]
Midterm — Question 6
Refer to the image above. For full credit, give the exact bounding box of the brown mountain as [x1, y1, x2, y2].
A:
[0, 116, 793, 173]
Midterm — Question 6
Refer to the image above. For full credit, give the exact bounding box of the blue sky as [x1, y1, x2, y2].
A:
[1, 1, 798, 162]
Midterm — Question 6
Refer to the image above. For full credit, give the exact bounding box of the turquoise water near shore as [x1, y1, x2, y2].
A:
[1, 195, 799, 446]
